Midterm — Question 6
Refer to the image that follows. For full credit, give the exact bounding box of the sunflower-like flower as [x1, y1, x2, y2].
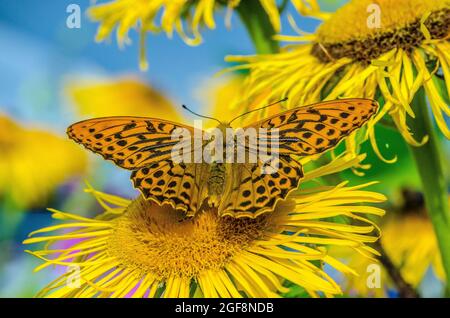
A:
[67, 77, 182, 121]
[0, 115, 87, 209]
[228, 0, 450, 158]
[24, 155, 385, 298]
[333, 200, 446, 297]
[88, 0, 324, 70]
[197, 75, 269, 126]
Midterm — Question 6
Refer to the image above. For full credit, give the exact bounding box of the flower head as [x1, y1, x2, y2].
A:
[67, 77, 182, 121]
[383, 213, 445, 286]
[197, 75, 276, 126]
[88, 0, 324, 70]
[0, 115, 87, 209]
[333, 198, 446, 297]
[228, 0, 450, 161]
[24, 174, 385, 298]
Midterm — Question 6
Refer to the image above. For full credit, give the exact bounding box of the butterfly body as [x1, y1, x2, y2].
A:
[207, 162, 226, 207]
[67, 98, 378, 218]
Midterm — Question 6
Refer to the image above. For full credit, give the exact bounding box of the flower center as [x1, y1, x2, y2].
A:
[311, 0, 450, 63]
[106, 196, 271, 280]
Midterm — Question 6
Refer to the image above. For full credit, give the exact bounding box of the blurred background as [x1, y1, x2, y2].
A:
[0, 0, 448, 297]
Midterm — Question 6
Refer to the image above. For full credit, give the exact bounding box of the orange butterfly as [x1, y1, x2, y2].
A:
[67, 98, 378, 218]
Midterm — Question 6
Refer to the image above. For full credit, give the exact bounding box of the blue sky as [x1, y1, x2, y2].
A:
[0, 2, 327, 297]
[0, 0, 325, 130]
[0, 1, 331, 198]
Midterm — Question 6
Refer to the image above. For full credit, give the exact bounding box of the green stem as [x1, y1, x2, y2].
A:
[236, 1, 279, 54]
[0, 197, 25, 242]
[408, 88, 450, 297]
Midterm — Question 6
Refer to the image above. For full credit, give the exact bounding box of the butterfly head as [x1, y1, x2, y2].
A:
[182, 98, 288, 129]
[216, 121, 232, 132]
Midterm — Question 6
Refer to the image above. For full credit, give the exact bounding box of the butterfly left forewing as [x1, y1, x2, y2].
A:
[68, 116, 210, 216]
[67, 116, 200, 169]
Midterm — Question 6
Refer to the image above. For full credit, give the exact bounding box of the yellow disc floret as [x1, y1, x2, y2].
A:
[312, 0, 450, 62]
[107, 196, 270, 280]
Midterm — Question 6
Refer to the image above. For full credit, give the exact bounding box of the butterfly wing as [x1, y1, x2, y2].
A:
[131, 160, 210, 216]
[246, 98, 378, 156]
[68, 116, 210, 215]
[67, 116, 201, 169]
[219, 156, 303, 218]
[220, 98, 377, 218]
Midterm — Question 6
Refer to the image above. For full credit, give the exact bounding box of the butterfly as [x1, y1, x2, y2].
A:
[67, 98, 378, 218]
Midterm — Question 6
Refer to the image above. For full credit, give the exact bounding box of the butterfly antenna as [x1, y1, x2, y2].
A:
[182, 105, 223, 125]
[228, 97, 288, 126]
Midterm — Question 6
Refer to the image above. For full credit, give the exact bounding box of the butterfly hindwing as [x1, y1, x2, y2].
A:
[219, 156, 303, 218]
[67, 116, 199, 169]
[131, 160, 210, 216]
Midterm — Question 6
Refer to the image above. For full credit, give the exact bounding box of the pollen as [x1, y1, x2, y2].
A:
[106, 196, 270, 280]
[312, 0, 450, 63]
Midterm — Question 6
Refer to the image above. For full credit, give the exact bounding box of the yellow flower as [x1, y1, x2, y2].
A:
[333, 211, 445, 297]
[67, 77, 182, 121]
[26, 63, 386, 298]
[228, 0, 450, 161]
[88, 0, 324, 70]
[24, 153, 385, 298]
[383, 214, 445, 286]
[202, 75, 246, 123]
[0, 115, 87, 209]
[197, 75, 272, 126]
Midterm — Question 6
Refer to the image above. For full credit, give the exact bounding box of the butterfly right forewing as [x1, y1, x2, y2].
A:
[247, 98, 378, 156]
[219, 98, 378, 218]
